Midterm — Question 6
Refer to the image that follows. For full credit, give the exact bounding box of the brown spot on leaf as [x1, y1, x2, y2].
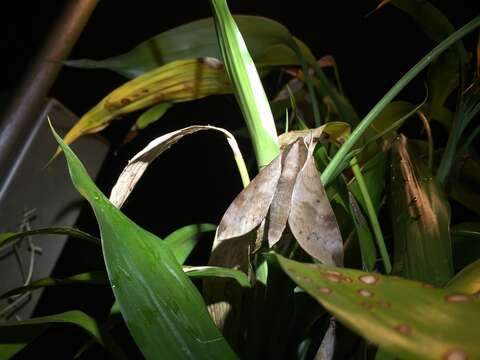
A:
[317, 287, 332, 294]
[394, 324, 411, 334]
[324, 273, 341, 283]
[422, 282, 434, 288]
[445, 294, 471, 303]
[377, 300, 391, 308]
[360, 301, 373, 309]
[358, 289, 374, 297]
[443, 348, 468, 360]
[359, 275, 378, 285]
[342, 276, 353, 283]
[120, 98, 131, 105]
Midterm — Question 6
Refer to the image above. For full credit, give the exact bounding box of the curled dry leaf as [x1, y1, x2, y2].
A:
[109, 125, 246, 208]
[278, 122, 350, 149]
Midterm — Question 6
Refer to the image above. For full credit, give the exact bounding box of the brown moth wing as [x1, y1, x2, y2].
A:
[215, 154, 282, 243]
[268, 139, 308, 247]
[288, 150, 343, 265]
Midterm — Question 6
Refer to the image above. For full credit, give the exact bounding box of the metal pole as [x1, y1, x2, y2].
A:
[0, 0, 99, 172]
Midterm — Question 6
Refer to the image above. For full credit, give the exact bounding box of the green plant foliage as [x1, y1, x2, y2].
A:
[210, 0, 280, 169]
[0, 272, 108, 300]
[164, 223, 217, 264]
[390, 134, 453, 286]
[277, 254, 480, 360]
[0, 226, 100, 247]
[64, 16, 307, 78]
[0, 310, 125, 360]
[183, 266, 251, 288]
[50, 124, 236, 360]
[135, 102, 173, 130]
[446, 260, 480, 294]
[451, 222, 480, 272]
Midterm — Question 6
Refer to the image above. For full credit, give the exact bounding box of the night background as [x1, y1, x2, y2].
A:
[1, 1, 479, 358]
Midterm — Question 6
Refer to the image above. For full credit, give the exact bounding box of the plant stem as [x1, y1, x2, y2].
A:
[417, 111, 434, 169]
[350, 157, 392, 273]
[321, 16, 480, 186]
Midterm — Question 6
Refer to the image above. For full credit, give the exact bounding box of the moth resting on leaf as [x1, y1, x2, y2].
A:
[209, 127, 344, 268]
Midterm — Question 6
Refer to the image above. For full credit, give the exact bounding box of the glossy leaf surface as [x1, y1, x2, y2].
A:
[277, 255, 480, 360]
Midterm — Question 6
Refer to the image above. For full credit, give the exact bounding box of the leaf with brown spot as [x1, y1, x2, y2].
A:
[268, 139, 308, 247]
[288, 145, 343, 266]
[53, 58, 231, 159]
[277, 254, 480, 360]
[109, 125, 247, 208]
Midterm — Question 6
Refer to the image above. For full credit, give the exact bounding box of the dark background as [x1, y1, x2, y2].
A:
[1, 1, 479, 358]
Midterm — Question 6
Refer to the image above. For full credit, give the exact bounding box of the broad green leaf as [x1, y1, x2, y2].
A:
[446, 260, 480, 294]
[65, 16, 305, 78]
[0, 272, 108, 300]
[183, 266, 250, 288]
[164, 223, 216, 264]
[0, 226, 99, 248]
[210, 0, 279, 169]
[56, 58, 231, 155]
[276, 254, 480, 360]
[451, 222, 480, 272]
[0, 310, 125, 360]
[50, 124, 236, 360]
[390, 134, 453, 286]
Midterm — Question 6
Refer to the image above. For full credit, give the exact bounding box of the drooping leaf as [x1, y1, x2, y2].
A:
[56, 58, 231, 156]
[0, 226, 100, 248]
[0, 310, 125, 360]
[446, 260, 480, 295]
[110, 125, 249, 208]
[390, 134, 453, 286]
[288, 144, 343, 265]
[183, 266, 251, 288]
[164, 223, 217, 264]
[210, 0, 280, 169]
[50, 124, 236, 360]
[277, 254, 480, 360]
[0, 272, 108, 300]
[64, 16, 306, 78]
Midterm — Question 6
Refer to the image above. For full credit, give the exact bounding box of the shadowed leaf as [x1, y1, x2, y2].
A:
[0, 227, 99, 248]
[0, 310, 125, 360]
[183, 266, 251, 288]
[0, 272, 108, 300]
[390, 134, 453, 286]
[64, 16, 306, 78]
[277, 254, 480, 360]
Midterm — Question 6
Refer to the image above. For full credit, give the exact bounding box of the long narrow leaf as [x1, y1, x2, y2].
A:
[50, 123, 236, 360]
[0, 227, 99, 248]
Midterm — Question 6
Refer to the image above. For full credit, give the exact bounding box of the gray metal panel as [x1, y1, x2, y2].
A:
[0, 98, 108, 321]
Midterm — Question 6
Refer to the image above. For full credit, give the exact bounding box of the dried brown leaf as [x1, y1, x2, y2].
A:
[109, 125, 244, 208]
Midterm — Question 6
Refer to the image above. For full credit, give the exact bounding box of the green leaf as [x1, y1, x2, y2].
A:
[64, 16, 303, 78]
[164, 223, 216, 264]
[183, 266, 250, 288]
[390, 135, 453, 286]
[451, 222, 480, 272]
[0, 310, 125, 360]
[276, 254, 480, 360]
[320, 16, 480, 186]
[210, 0, 279, 169]
[0, 226, 100, 248]
[50, 123, 236, 360]
[0, 272, 108, 300]
[446, 260, 480, 294]
[135, 102, 172, 130]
